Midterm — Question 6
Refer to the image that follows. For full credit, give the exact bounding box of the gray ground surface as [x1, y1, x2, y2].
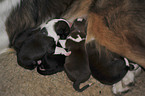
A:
[0, 51, 145, 96]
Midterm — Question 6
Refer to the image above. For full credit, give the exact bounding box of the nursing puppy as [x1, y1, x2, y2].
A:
[37, 53, 65, 75]
[86, 40, 141, 94]
[86, 41, 132, 85]
[64, 18, 91, 92]
[16, 29, 56, 70]
[16, 19, 70, 70]
[37, 19, 71, 75]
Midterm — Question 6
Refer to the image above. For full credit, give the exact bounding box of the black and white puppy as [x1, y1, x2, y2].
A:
[37, 53, 65, 75]
[86, 40, 142, 94]
[37, 19, 71, 75]
[64, 18, 91, 92]
[16, 28, 56, 70]
[86, 40, 134, 85]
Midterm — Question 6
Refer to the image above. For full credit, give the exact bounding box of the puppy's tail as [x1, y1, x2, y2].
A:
[73, 81, 93, 92]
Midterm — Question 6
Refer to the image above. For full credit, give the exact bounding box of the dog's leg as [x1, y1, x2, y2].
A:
[86, 12, 145, 68]
[112, 64, 142, 95]
[122, 66, 142, 86]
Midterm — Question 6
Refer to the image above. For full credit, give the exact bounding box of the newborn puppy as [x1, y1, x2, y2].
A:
[37, 53, 65, 75]
[86, 40, 135, 85]
[86, 41, 142, 94]
[37, 19, 71, 75]
[64, 18, 91, 92]
[16, 29, 56, 70]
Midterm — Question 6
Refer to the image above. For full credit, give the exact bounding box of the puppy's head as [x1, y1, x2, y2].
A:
[41, 19, 70, 44]
[54, 19, 70, 39]
[71, 18, 87, 33]
[17, 31, 56, 70]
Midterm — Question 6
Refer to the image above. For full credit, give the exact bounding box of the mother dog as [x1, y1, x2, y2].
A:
[0, 0, 145, 93]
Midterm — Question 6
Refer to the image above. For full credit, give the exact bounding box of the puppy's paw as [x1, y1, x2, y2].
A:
[37, 60, 42, 65]
[122, 71, 135, 86]
[112, 81, 130, 95]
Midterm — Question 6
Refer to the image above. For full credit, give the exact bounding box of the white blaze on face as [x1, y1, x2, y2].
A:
[40, 19, 70, 44]
[67, 34, 85, 42]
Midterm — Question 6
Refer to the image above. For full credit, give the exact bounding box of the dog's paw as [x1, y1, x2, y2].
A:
[112, 81, 130, 95]
[122, 71, 135, 86]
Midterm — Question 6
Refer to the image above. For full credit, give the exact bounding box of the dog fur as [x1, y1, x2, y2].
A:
[86, 40, 136, 85]
[86, 0, 145, 68]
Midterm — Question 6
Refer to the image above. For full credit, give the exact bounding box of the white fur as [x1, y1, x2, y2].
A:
[41, 19, 70, 44]
[59, 40, 66, 48]
[54, 46, 71, 56]
[112, 81, 130, 94]
[124, 58, 130, 66]
[67, 35, 85, 42]
[112, 64, 142, 95]
[0, 0, 20, 14]
[0, 0, 21, 54]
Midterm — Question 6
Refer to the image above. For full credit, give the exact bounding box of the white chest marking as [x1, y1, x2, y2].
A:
[59, 40, 66, 48]
[67, 35, 85, 42]
[54, 47, 67, 55]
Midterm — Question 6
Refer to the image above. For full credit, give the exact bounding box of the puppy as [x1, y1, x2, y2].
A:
[86, 40, 142, 94]
[37, 53, 65, 75]
[64, 18, 91, 92]
[36, 19, 71, 75]
[16, 29, 56, 70]
[86, 40, 136, 85]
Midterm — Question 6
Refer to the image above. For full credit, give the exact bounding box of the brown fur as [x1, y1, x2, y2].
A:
[87, 0, 145, 68]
